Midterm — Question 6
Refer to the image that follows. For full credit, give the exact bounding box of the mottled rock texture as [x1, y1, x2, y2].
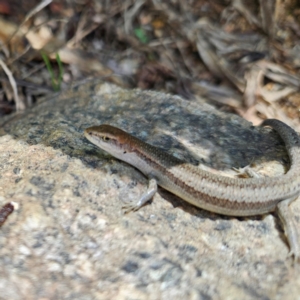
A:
[0, 80, 299, 300]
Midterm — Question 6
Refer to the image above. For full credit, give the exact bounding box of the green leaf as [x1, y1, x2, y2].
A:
[134, 28, 148, 44]
[41, 51, 64, 91]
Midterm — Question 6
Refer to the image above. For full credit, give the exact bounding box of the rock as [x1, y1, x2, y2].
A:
[0, 80, 299, 299]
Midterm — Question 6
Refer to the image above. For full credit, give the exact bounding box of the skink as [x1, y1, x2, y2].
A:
[84, 119, 300, 260]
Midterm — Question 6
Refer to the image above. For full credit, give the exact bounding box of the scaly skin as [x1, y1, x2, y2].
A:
[84, 119, 300, 260]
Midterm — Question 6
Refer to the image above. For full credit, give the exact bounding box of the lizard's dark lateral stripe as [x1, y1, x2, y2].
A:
[135, 150, 277, 214]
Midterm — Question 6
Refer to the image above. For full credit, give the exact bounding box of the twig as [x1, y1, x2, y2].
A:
[0, 57, 24, 110]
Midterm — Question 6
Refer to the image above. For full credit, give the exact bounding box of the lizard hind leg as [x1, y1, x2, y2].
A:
[276, 196, 300, 262]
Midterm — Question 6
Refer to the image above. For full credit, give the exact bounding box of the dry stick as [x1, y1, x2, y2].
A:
[5, 0, 53, 47]
[0, 203, 14, 227]
[0, 57, 23, 110]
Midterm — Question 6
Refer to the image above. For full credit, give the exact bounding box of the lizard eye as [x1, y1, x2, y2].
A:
[102, 136, 110, 141]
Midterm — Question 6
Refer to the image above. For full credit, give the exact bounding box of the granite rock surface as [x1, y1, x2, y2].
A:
[0, 80, 299, 300]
